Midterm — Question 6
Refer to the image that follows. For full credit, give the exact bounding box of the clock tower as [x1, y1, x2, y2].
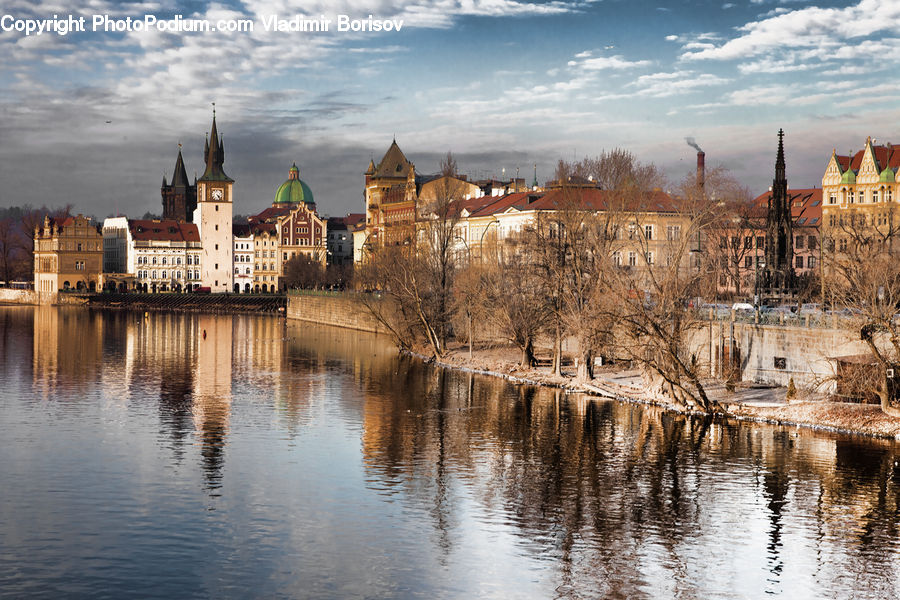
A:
[193, 108, 234, 292]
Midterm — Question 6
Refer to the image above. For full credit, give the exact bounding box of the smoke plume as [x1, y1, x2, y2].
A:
[685, 137, 703, 153]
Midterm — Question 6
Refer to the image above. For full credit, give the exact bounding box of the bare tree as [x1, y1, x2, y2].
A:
[358, 153, 466, 358]
[700, 170, 757, 298]
[0, 218, 25, 284]
[482, 247, 546, 367]
[596, 169, 722, 412]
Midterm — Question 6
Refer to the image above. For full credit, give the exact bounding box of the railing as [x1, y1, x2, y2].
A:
[695, 308, 862, 329]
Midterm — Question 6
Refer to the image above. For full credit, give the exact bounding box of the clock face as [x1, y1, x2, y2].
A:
[211, 189, 223, 201]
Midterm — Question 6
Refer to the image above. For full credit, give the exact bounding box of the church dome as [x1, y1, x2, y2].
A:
[274, 163, 314, 205]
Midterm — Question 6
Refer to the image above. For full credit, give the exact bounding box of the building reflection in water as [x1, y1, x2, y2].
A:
[32, 306, 105, 400]
[192, 314, 233, 492]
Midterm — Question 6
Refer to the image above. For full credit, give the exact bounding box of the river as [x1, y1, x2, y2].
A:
[0, 306, 898, 598]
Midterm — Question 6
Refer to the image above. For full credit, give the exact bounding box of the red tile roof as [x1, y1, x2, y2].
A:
[249, 206, 292, 223]
[750, 188, 822, 227]
[465, 188, 681, 218]
[129, 219, 200, 242]
[835, 143, 900, 172]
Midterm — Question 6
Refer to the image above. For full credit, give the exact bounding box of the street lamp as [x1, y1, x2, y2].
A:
[479, 219, 500, 263]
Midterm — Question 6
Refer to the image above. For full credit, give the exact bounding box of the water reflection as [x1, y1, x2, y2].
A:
[8, 307, 900, 598]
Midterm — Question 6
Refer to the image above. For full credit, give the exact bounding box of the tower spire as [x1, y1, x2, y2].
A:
[775, 128, 786, 183]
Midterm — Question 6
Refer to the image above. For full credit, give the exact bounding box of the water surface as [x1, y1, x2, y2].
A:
[1, 306, 899, 599]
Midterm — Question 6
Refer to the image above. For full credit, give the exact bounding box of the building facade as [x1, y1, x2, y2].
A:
[33, 215, 103, 294]
[233, 225, 254, 293]
[822, 136, 899, 246]
[364, 140, 417, 247]
[102, 216, 202, 292]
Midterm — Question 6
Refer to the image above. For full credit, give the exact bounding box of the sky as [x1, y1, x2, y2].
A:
[1, 0, 898, 220]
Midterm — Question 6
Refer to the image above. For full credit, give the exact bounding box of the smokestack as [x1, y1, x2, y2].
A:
[697, 151, 705, 189]
[685, 137, 705, 190]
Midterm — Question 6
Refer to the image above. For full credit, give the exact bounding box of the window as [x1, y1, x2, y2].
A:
[745, 256, 752, 269]
[849, 189, 855, 204]
[152, 257, 157, 265]
[666, 225, 681, 241]
[215, 244, 219, 250]
[774, 357, 786, 369]
[829, 193, 836, 205]
[873, 189, 880, 203]
[839, 238, 848, 252]
[808, 236, 817, 250]
[756, 236, 764, 249]
[215, 225, 219, 231]
[77, 243, 82, 251]
[645, 252, 654, 265]
[644, 225, 653, 240]
[888, 187, 894, 202]
[612, 251, 622, 266]
[808, 256, 817, 269]
[162, 271, 167, 279]
[152, 271, 157, 279]
[795, 236, 804, 249]
[162, 257, 167, 265]
[215, 263, 218, 269]
[75, 261, 85, 270]
[628, 251, 637, 267]
[283, 253, 288, 260]
[744, 236, 752, 249]
[731, 236, 739, 249]
[795, 256, 803, 269]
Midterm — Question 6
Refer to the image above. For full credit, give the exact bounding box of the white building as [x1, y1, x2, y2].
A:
[233, 225, 254, 293]
[102, 216, 202, 292]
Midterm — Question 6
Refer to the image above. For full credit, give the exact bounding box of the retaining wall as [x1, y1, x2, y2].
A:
[690, 321, 871, 392]
[286, 293, 385, 334]
[0, 288, 40, 305]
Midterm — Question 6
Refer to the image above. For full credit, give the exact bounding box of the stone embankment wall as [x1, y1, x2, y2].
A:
[286, 293, 385, 334]
[691, 321, 871, 392]
[0, 289, 40, 305]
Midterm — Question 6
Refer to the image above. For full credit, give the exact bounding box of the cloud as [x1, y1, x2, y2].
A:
[569, 55, 652, 70]
[681, 0, 900, 63]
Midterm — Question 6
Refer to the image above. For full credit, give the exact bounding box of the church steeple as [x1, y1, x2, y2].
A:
[774, 128, 786, 184]
[199, 107, 233, 182]
[172, 146, 190, 188]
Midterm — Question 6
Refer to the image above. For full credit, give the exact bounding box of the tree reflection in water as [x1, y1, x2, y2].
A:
[360, 355, 900, 598]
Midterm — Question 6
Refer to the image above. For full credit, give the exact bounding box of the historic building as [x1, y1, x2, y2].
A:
[161, 146, 197, 222]
[102, 216, 202, 292]
[364, 139, 417, 247]
[233, 224, 254, 293]
[193, 112, 234, 293]
[33, 215, 103, 294]
[247, 163, 327, 291]
[822, 136, 899, 244]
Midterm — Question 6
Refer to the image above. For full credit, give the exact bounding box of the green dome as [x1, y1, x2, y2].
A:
[274, 163, 314, 205]
[840, 169, 856, 184]
[880, 167, 896, 183]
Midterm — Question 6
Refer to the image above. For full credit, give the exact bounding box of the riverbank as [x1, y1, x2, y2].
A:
[425, 341, 900, 440]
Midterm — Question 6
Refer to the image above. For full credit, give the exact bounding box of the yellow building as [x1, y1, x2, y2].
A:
[364, 140, 417, 248]
[33, 214, 103, 294]
[822, 136, 899, 245]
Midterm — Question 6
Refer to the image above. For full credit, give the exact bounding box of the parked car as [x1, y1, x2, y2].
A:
[732, 302, 754, 313]
[799, 303, 822, 315]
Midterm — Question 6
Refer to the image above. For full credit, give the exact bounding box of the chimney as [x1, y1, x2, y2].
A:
[697, 151, 705, 190]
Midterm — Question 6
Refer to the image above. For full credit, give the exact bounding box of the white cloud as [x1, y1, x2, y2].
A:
[681, 0, 900, 62]
[574, 55, 652, 71]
